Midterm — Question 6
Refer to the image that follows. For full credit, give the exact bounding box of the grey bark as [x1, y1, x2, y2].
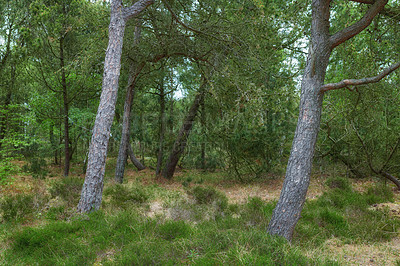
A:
[267, 0, 387, 241]
[77, 0, 153, 213]
[162, 85, 206, 179]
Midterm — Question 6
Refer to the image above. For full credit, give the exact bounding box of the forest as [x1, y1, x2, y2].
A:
[1, 0, 400, 264]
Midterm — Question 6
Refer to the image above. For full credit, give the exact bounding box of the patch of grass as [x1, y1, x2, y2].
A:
[296, 182, 400, 246]
[0, 194, 34, 222]
[158, 220, 191, 240]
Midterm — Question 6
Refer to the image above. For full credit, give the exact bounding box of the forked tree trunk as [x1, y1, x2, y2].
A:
[77, 0, 153, 213]
[267, 0, 387, 241]
[162, 86, 206, 179]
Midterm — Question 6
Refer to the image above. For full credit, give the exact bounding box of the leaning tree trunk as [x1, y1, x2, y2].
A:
[77, 0, 153, 213]
[115, 23, 143, 183]
[267, 0, 388, 241]
[267, 0, 333, 241]
[162, 87, 206, 179]
[127, 141, 145, 170]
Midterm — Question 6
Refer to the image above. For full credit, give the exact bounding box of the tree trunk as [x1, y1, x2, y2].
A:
[115, 23, 143, 183]
[156, 79, 166, 176]
[200, 93, 206, 170]
[267, 0, 332, 241]
[162, 86, 206, 179]
[267, 0, 387, 241]
[0, 90, 12, 151]
[77, 0, 153, 213]
[127, 141, 146, 170]
[60, 36, 70, 177]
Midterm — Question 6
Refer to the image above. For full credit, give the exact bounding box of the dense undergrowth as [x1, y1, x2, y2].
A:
[1, 168, 400, 265]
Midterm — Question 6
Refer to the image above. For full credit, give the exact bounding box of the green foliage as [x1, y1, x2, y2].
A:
[49, 177, 84, 205]
[189, 185, 228, 211]
[22, 157, 48, 179]
[242, 197, 274, 227]
[0, 160, 18, 186]
[0, 194, 34, 222]
[103, 183, 150, 208]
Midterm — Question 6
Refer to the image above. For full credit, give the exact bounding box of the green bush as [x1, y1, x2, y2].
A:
[104, 183, 149, 208]
[325, 176, 351, 191]
[49, 177, 84, 205]
[22, 157, 48, 179]
[0, 160, 18, 185]
[0, 194, 34, 222]
[189, 185, 228, 211]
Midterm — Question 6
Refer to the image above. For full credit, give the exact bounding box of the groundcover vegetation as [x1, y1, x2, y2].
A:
[1, 175, 399, 265]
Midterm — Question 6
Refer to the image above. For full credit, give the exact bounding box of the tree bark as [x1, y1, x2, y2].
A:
[267, 0, 387, 241]
[115, 22, 143, 183]
[77, 0, 153, 213]
[200, 93, 206, 170]
[60, 36, 70, 177]
[156, 79, 166, 176]
[162, 85, 206, 179]
[127, 141, 146, 170]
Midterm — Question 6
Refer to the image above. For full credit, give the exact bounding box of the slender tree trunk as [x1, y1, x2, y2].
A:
[115, 23, 143, 183]
[0, 90, 12, 151]
[127, 141, 145, 170]
[60, 36, 70, 177]
[156, 80, 166, 176]
[267, 0, 388, 241]
[200, 94, 206, 170]
[78, 0, 153, 213]
[162, 86, 206, 179]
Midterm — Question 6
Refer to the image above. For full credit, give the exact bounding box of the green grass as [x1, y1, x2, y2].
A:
[1, 175, 399, 265]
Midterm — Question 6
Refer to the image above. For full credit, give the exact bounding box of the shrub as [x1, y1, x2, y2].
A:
[22, 157, 48, 179]
[325, 176, 351, 191]
[0, 194, 34, 222]
[188, 185, 228, 211]
[104, 183, 149, 208]
[49, 177, 84, 205]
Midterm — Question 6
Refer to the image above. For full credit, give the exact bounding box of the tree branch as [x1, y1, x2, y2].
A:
[329, 0, 388, 49]
[123, 0, 154, 21]
[320, 62, 400, 93]
[349, 0, 374, 4]
[161, 0, 202, 34]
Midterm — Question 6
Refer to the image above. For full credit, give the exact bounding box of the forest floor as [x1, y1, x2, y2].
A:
[1, 160, 400, 265]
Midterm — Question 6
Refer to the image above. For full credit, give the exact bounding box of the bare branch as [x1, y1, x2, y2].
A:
[349, 0, 374, 4]
[320, 62, 400, 93]
[123, 0, 154, 21]
[329, 0, 388, 49]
